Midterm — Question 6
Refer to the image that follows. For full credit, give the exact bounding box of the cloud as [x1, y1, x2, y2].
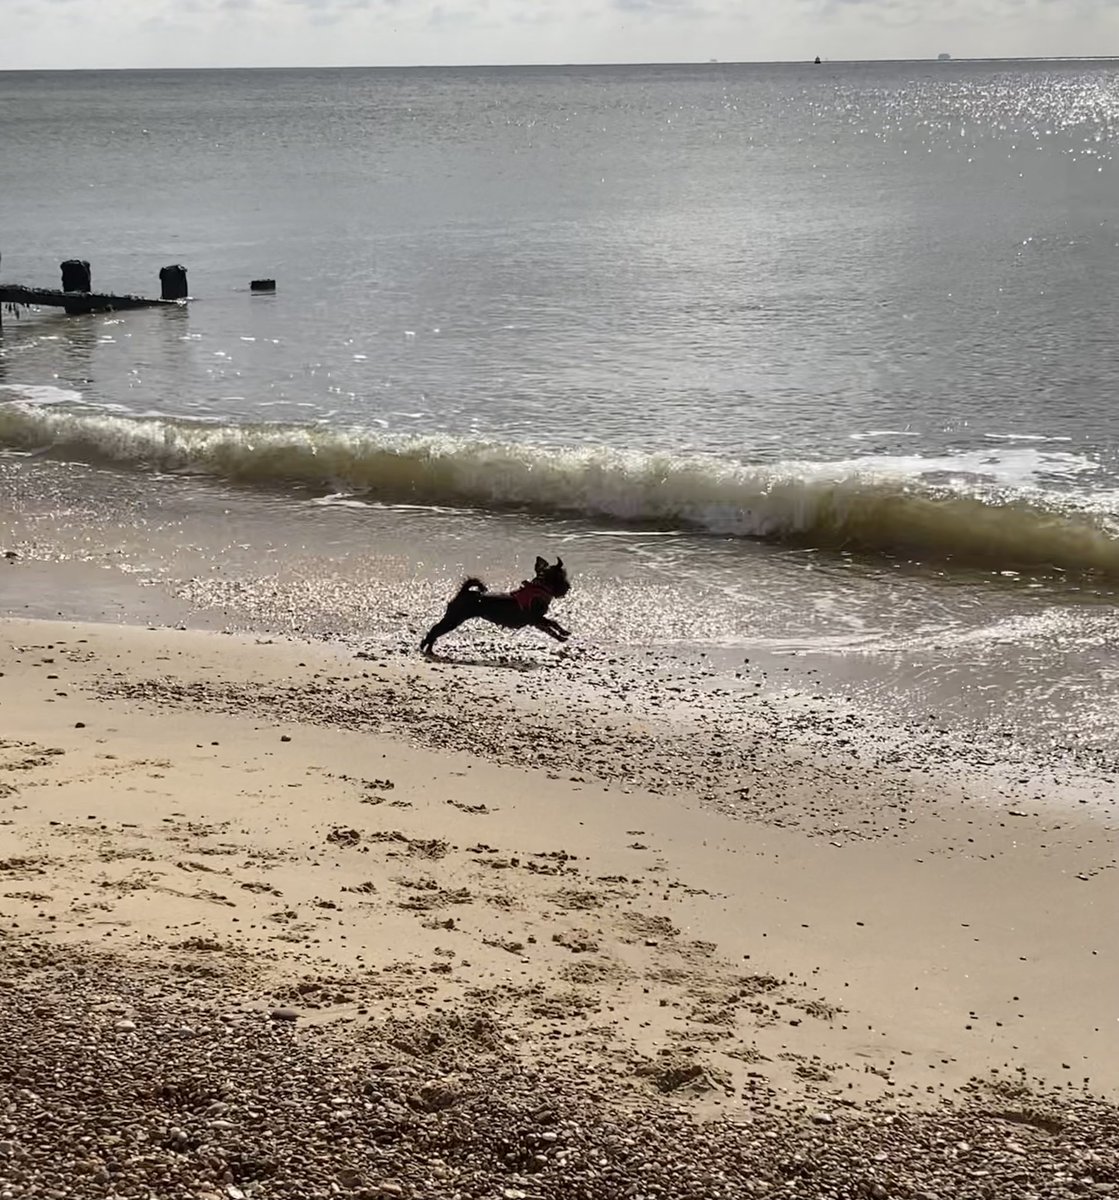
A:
[2, 0, 1119, 67]
[429, 3, 481, 26]
[286, 0, 378, 8]
[612, 0, 701, 11]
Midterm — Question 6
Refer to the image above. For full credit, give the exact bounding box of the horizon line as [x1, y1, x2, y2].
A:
[2, 54, 1118, 73]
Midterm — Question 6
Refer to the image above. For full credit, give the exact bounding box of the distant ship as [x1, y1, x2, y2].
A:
[938, 52, 952, 61]
[814, 55, 822, 64]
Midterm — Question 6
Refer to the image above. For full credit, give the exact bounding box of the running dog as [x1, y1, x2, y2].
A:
[420, 556, 571, 655]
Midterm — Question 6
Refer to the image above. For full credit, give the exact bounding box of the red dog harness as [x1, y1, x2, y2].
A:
[510, 580, 553, 612]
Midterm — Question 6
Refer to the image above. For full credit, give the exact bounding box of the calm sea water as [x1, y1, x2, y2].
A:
[2, 62, 1119, 760]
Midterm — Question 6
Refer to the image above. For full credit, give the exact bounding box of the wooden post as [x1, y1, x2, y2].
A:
[61, 259, 91, 315]
[159, 264, 188, 301]
[61, 260, 91, 292]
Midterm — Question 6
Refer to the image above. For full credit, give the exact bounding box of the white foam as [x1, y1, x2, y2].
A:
[0, 384, 84, 406]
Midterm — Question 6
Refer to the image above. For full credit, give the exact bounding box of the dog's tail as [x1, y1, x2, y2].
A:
[456, 577, 488, 598]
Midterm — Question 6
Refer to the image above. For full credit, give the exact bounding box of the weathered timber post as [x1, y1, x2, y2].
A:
[61, 260, 91, 292]
[159, 264, 189, 301]
[61, 259, 92, 314]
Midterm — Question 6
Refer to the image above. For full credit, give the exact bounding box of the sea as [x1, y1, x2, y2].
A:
[2, 61, 1119, 769]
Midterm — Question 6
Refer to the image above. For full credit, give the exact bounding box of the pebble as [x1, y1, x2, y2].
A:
[269, 1007, 299, 1022]
[113, 1019, 137, 1032]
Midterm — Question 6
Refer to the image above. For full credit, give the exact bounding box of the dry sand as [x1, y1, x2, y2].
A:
[2, 616, 1118, 1197]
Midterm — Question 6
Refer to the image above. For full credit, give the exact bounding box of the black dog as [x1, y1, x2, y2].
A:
[420, 556, 571, 656]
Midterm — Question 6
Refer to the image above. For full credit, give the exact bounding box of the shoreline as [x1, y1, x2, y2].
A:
[6, 449, 1119, 791]
[4, 547, 1118, 818]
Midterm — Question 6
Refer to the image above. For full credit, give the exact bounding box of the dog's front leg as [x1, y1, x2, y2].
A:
[534, 617, 569, 642]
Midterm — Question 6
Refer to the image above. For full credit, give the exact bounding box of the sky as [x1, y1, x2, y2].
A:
[1, 0, 1117, 70]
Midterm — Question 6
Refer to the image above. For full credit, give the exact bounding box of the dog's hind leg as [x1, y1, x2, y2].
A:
[420, 608, 470, 655]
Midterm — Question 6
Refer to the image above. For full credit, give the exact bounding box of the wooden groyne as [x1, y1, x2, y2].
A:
[0, 284, 183, 315]
[0, 259, 188, 325]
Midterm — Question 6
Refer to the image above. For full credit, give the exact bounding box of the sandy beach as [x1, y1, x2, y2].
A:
[2, 608, 1118, 1197]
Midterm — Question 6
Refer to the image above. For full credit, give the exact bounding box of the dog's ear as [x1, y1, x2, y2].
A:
[534, 556, 548, 575]
[555, 557, 564, 570]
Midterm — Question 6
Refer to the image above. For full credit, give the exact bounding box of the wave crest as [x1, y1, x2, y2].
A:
[2, 402, 1118, 576]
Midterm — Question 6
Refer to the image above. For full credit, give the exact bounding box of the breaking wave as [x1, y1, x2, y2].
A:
[2, 401, 1119, 576]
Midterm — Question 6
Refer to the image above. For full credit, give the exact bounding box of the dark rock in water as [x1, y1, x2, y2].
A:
[60, 260, 91, 293]
[814, 55, 822, 64]
[251, 278, 276, 292]
[159, 264, 189, 301]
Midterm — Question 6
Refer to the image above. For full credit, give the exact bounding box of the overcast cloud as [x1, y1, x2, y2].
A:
[1, 0, 1116, 70]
